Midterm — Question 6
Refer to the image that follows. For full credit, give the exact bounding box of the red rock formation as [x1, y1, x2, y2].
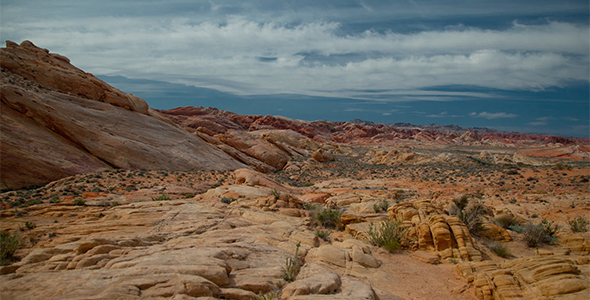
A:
[1, 41, 246, 190]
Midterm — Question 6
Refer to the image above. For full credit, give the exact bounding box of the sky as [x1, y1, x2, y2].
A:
[1, 0, 589, 137]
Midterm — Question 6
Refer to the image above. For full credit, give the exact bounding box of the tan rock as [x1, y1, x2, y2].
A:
[459, 256, 590, 300]
[281, 263, 341, 299]
[315, 245, 348, 268]
[219, 130, 290, 170]
[312, 149, 335, 162]
[235, 168, 299, 194]
[388, 200, 482, 262]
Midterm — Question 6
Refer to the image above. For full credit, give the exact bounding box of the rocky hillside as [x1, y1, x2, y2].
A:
[1, 41, 303, 190]
[161, 107, 589, 151]
[2, 40, 588, 191]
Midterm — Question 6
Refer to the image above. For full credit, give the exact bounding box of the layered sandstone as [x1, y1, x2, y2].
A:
[388, 200, 482, 262]
[0, 41, 246, 190]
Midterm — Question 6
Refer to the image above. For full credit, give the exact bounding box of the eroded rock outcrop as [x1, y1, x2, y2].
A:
[0, 41, 246, 189]
[458, 256, 590, 300]
[388, 200, 482, 262]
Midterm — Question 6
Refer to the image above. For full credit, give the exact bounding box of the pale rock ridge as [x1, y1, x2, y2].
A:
[2, 40, 148, 114]
[458, 256, 590, 300]
[0, 40, 247, 189]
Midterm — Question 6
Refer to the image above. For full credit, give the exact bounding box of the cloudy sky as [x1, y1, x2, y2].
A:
[2, 0, 589, 137]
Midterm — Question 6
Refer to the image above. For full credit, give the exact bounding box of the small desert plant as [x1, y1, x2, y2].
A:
[317, 208, 342, 230]
[489, 242, 511, 258]
[151, 194, 171, 201]
[258, 291, 278, 300]
[568, 217, 589, 232]
[495, 214, 522, 229]
[0, 231, 21, 265]
[24, 221, 36, 230]
[540, 218, 559, 243]
[282, 242, 301, 282]
[73, 199, 86, 206]
[304, 202, 319, 211]
[508, 224, 524, 233]
[315, 228, 332, 242]
[453, 195, 470, 211]
[271, 189, 281, 200]
[450, 198, 486, 235]
[220, 197, 235, 204]
[49, 195, 61, 204]
[366, 220, 406, 253]
[523, 223, 546, 248]
[373, 200, 389, 213]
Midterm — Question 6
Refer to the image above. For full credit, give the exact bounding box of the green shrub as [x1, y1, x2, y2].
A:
[508, 225, 524, 233]
[315, 228, 332, 242]
[151, 194, 171, 201]
[568, 217, 589, 232]
[258, 291, 278, 300]
[540, 218, 559, 243]
[366, 220, 406, 253]
[73, 199, 86, 206]
[304, 202, 320, 211]
[317, 209, 342, 230]
[0, 231, 21, 265]
[271, 189, 281, 200]
[450, 199, 486, 235]
[373, 200, 389, 213]
[24, 221, 36, 230]
[495, 214, 522, 229]
[523, 223, 545, 247]
[489, 242, 511, 258]
[220, 197, 235, 204]
[282, 242, 301, 282]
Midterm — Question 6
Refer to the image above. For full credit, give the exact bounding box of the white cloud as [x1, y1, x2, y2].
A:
[1, 15, 588, 98]
[427, 111, 463, 118]
[529, 121, 548, 126]
[470, 112, 518, 119]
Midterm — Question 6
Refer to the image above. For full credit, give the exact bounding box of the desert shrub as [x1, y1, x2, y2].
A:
[540, 219, 559, 243]
[450, 198, 487, 235]
[73, 199, 86, 206]
[24, 221, 36, 230]
[568, 217, 589, 232]
[508, 225, 524, 233]
[152, 194, 171, 201]
[258, 291, 278, 300]
[495, 214, 522, 229]
[366, 220, 406, 253]
[315, 228, 332, 242]
[271, 189, 281, 200]
[49, 195, 61, 204]
[373, 200, 389, 212]
[453, 195, 470, 211]
[282, 242, 301, 282]
[303, 202, 319, 211]
[317, 209, 342, 230]
[220, 197, 235, 204]
[488, 242, 511, 258]
[0, 231, 21, 265]
[523, 223, 546, 247]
